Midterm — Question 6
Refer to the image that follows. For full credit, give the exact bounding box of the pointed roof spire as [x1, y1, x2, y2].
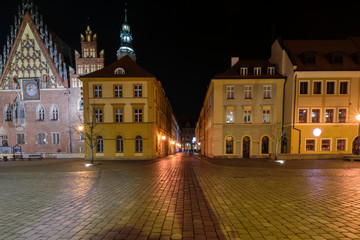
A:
[116, 3, 136, 61]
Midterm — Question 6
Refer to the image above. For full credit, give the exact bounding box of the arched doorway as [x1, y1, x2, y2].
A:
[261, 136, 269, 154]
[352, 137, 360, 155]
[243, 136, 250, 158]
[225, 136, 234, 154]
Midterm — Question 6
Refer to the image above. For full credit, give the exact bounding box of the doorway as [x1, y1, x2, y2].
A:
[243, 136, 250, 158]
[353, 137, 360, 155]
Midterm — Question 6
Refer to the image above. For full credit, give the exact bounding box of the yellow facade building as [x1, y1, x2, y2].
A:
[80, 55, 180, 160]
[270, 38, 360, 155]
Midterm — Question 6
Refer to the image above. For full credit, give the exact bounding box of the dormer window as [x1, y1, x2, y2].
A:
[327, 52, 344, 66]
[240, 67, 248, 76]
[300, 51, 317, 65]
[267, 66, 275, 75]
[114, 67, 125, 75]
[254, 67, 262, 75]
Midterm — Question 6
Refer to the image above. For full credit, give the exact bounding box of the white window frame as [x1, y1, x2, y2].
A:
[325, 108, 335, 123]
[134, 85, 142, 98]
[134, 108, 143, 123]
[311, 108, 321, 123]
[320, 138, 332, 151]
[51, 132, 60, 145]
[114, 85, 123, 98]
[298, 108, 309, 123]
[95, 109, 103, 123]
[37, 133, 46, 145]
[254, 67, 262, 75]
[312, 80, 323, 95]
[51, 105, 59, 121]
[135, 136, 143, 152]
[244, 85, 252, 99]
[226, 85, 235, 99]
[116, 136, 124, 153]
[326, 80, 336, 95]
[240, 67, 248, 76]
[115, 109, 123, 123]
[338, 108, 348, 123]
[336, 138, 347, 151]
[267, 66, 275, 75]
[299, 80, 309, 95]
[339, 80, 349, 95]
[16, 133, 25, 145]
[262, 109, 270, 123]
[37, 105, 45, 121]
[94, 85, 102, 98]
[226, 109, 234, 124]
[244, 110, 252, 123]
[305, 138, 316, 151]
[263, 85, 271, 99]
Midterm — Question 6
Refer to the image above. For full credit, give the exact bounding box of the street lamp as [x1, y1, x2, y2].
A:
[78, 125, 84, 132]
[313, 128, 322, 137]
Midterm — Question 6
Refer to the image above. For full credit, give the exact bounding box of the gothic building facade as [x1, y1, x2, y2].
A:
[0, 1, 102, 158]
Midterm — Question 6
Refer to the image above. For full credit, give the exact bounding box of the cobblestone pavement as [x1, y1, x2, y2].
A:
[1, 154, 360, 240]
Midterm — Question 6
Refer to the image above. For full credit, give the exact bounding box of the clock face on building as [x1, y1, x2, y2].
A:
[22, 79, 40, 100]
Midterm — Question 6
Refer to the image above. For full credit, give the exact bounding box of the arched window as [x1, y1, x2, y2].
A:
[116, 136, 124, 152]
[114, 67, 125, 75]
[261, 136, 269, 154]
[4, 106, 12, 121]
[97, 136, 103, 153]
[226, 136, 234, 154]
[19, 107, 25, 119]
[38, 105, 45, 121]
[51, 105, 58, 120]
[135, 135, 143, 152]
[79, 100, 83, 111]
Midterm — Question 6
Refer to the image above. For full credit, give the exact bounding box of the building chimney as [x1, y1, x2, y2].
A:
[231, 57, 239, 67]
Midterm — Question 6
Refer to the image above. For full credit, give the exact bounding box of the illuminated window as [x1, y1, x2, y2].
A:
[90, 48, 95, 57]
[267, 66, 275, 75]
[263, 110, 270, 123]
[37, 133, 46, 145]
[226, 86, 234, 99]
[78, 65, 83, 75]
[84, 65, 90, 74]
[72, 78, 78, 88]
[338, 109, 347, 123]
[83, 49, 89, 58]
[321, 139, 331, 151]
[240, 67, 248, 76]
[254, 67, 262, 75]
[325, 109, 334, 123]
[226, 110, 234, 123]
[299, 81, 308, 94]
[114, 68, 125, 75]
[337, 139, 346, 151]
[305, 139, 315, 151]
[244, 86, 252, 99]
[311, 109, 320, 123]
[298, 109, 307, 123]
[313, 81, 322, 94]
[90, 65, 96, 72]
[116, 136, 124, 152]
[225, 136, 234, 154]
[263, 85, 271, 99]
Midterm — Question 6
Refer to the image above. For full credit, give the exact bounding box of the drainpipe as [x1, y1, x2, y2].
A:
[292, 73, 301, 153]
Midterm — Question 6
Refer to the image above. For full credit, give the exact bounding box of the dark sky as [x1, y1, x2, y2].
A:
[1, 1, 360, 126]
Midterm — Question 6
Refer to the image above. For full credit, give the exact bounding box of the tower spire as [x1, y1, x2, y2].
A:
[116, 3, 136, 61]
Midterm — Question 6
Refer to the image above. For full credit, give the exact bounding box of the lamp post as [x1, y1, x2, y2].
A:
[356, 114, 360, 155]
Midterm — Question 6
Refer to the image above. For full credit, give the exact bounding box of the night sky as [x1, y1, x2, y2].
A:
[1, 1, 360, 126]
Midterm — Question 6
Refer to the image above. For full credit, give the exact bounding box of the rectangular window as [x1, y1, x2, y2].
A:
[94, 85, 102, 98]
[263, 110, 270, 123]
[78, 65, 83, 75]
[84, 65, 90, 74]
[298, 109, 308, 123]
[51, 133, 60, 144]
[79, 133, 85, 141]
[115, 109, 123, 123]
[313, 81, 322, 94]
[244, 110, 252, 123]
[326, 81, 335, 94]
[263, 85, 271, 99]
[267, 66, 275, 75]
[90, 48, 95, 58]
[240, 67, 248, 76]
[72, 78, 78, 88]
[134, 108, 143, 122]
[226, 110, 234, 123]
[337, 139, 346, 151]
[134, 85, 142, 98]
[83, 49, 89, 57]
[90, 65, 96, 72]
[16, 134, 25, 144]
[299, 81, 308, 94]
[114, 85, 123, 98]
[338, 109, 347, 123]
[339, 81, 349, 94]
[325, 109, 334, 123]
[226, 86, 234, 99]
[306, 139, 315, 151]
[244, 86, 252, 99]
[254, 67, 262, 75]
[321, 139, 331, 151]
[95, 109, 103, 123]
[311, 109, 320, 123]
[97, 64, 102, 70]
[37, 133, 46, 145]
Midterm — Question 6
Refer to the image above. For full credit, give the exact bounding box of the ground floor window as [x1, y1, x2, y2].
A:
[135, 136, 143, 152]
[51, 133, 60, 145]
[97, 136, 103, 153]
[116, 136, 124, 152]
[261, 136, 269, 154]
[37, 133, 46, 145]
[337, 139, 346, 151]
[16, 134, 25, 145]
[321, 139, 331, 151]
[305, 139, 315, 151]
[225, 136, 234, 154]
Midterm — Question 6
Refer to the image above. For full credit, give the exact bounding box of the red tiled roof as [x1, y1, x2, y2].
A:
[82, 55, 154, 78]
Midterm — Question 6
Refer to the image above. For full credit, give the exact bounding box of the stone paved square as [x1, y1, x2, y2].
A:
[1, 153, 360, 239]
